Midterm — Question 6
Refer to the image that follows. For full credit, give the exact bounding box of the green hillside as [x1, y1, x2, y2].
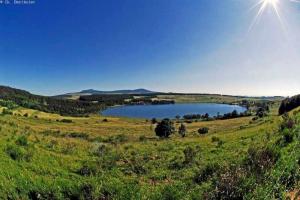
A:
[0, 88, 299, 199]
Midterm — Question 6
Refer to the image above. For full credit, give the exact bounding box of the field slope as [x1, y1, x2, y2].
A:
[0, 98, 299, 199]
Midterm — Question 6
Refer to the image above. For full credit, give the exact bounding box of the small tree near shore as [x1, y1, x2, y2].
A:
[155, 118, 175, 138]
[178, 123, 187, 138]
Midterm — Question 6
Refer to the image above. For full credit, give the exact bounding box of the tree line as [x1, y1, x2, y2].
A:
[0, 86, 104, 116]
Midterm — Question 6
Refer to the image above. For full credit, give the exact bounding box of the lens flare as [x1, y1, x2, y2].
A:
[249, 0, 300, 33]
[249, 0, 282, 32]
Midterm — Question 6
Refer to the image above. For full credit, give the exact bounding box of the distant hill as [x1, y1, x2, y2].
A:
[55, 88, 157, 99]
[0, 85, 104, 116]
[79, 88, 156, 95]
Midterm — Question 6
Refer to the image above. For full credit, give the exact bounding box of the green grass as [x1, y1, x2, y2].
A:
[0, 103, 298, 199]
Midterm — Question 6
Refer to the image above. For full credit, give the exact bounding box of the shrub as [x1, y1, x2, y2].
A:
[209, 165, 250, 200]
[217, 140, 225, 148]
[155, 118, 175, 138]
[5, 144, 24, 161]
[198, 127, 209, 135]
[280, 114, 295, 131]
[61, 142, 76, 154]
[178, 123, 187, 138]
[28, 189, 57, 200]
[67, 132, 89, 140]
[60, 119, 73, 123]
[151, 118, 157, 124]
[194, 163, 219, 184]
[183, 146, 197, 165]
[46, 140, 57, 149]
[105, 134, 128, 144]
[160, 184, 186, 200]
[168, 156, 184, 170]
[279, 94, 300, 115]
[282, 129, 294, 145]
[94, 144, 110, 157]
[80, 184, 94, 200]
[97, 151, 120, 169]
[2, 108, 13, 115]
[15, 135, 28, 146]
[77, 164, 96, 176]
[256, 111, 265, 118]
[124, 157, 147, 175]
[139, 135, 147, 141]
[211, 136, 220, 143]
[245, 146, 280, 175]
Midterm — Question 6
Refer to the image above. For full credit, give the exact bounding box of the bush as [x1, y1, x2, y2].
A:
[217, 140, 225, 147]
[155, 118, 175, 138]
[282, 129, 294, 144]
[67, 132, 89, 140]
[151, 118, 157, 124]
[60, 119, 73, 123]
[104, 134, 128, 144]
[245, 146, 280, 175]
[198, 127, 209, 135]
[280, 114, 295, 131]
[178, 123, 187, 137]
[183, 146, 196, 165]
[2, 108, 13, 115]
[124, 157, 147, 175]
[28, 189, 57, 200]
[77, 164, 96, 176]
[5, 144, 24, 161]
[160, 184, 186, 200]
[279, 94, 300, 115]
[94, 144, 110, 157]
[15, 135, 28, 146]
[209, 166, 250, 200]
[80, 184, 94, 200]
[139, 135, 147, 141]
[211, 136, 220, 143]
[194, 163, 219, 184]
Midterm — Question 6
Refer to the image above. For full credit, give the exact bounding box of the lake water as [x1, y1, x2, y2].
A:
[101, 103, 247, 119]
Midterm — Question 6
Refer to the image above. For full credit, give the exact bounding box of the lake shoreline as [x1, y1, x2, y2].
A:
[101, 103, 247, 119]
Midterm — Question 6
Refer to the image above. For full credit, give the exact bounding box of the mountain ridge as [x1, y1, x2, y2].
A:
[66, 88, 157, 96]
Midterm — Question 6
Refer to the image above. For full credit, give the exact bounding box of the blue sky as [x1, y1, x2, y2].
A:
[0, 0, 300, 96]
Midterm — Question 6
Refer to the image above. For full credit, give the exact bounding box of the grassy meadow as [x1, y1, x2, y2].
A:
[0, 98, 299, 199]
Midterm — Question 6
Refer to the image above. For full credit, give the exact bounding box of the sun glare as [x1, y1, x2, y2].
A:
[248, 0, 283, 32]
[265, 0, 279, 6]
[249, 0, 300, 32]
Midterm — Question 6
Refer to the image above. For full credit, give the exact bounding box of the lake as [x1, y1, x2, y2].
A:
[101, 103, 247, 119]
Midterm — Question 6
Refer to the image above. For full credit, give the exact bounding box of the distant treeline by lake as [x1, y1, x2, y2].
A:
[0, 85, 285, 117]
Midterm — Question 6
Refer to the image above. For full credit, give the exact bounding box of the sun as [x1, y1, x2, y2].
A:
[249, 0, 283, 32]
[265, 0, 279, 6]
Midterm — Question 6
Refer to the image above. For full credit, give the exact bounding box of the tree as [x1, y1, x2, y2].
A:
[231, 110, 238, 118]
[151, 118, 157, 124]
[203, 113, 209, 119]
[178, 123, 187, 137]
[155, 118, 175, 138]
